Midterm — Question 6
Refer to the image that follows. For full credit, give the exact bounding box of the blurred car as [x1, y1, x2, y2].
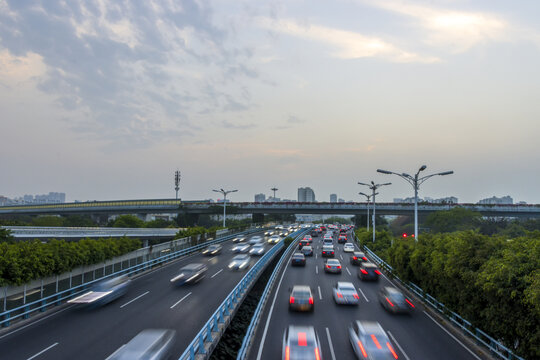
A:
[68, 275, 130, 307]
[378, 287, 415, 314]
[201, 244, 222, 256]
[310, 230, 319, 237]
[299, 239, 309, 249]
[333, 282, 360, 305]
[249, 244, 265, 256]
[358, 262, 381, 281]
[232, 235, 247, 243]
[291, 252, 306, 266]
[282, 325, 322, 360]
[228, 254, 250, 270]
[288, 285, 314, 312]
[170, 263, 207, 285]
[249, 236, 264, 245]
[338, 235, 347, 244]
[107, 329, 176, 360]
[301, 245, 313, 257]
[280, 231, 289, 237]
[350, 252, 368, 266]
[268, 235, 281, 244]
[303, 235, 312, 243]
[323, 238, 333, 247]
[324, 259, 342, 274]
[265, 230, 275, 236]
[323, 234, 333, 241]
[232, 244, 251, 253]
[349, 321, 399, 360]
[343, 243, 355, 253]
[321, 245, 335, 258]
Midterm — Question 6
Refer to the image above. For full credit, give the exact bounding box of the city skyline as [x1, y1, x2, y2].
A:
[1, 1, 540, 204]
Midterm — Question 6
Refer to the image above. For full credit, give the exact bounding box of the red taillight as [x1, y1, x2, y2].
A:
[374, 270, 381, 275]
[337, 265, 341, 269]
[360, 269, 368, 274]
[289, 296, 294, 304]
[326, 264, 330, 268]
[337, 292, 343, 298]
[357, 340, 368, 358]
[371, 334, 382, 349]
[314, 347, 321, 360]
[309, 297, 314, 305]
[362, 256, 367, 261]
[387, 342, 399, 359]
[331, 252, 334, 255]
[353, 294, 359, 299]
[285, 346, 290, 360]
[298, 332, 307, 346]
[386, 297, 394, 307]
[353, 256, 357, 260]
[406, 299, 415, 308]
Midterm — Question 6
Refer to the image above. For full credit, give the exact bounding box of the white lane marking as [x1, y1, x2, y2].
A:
[316, 266, 319, 274]
[0, 305, 73, 340]
[26, 342, 59, 360]
[387, 331, 411, 360]
[170, 292, 192, 309]
[318, 286, 322, 300]
[256, 256, 290, 360]
[340, 254, 343, 260]
[211, 269, 223, 278]
[325, 328, 337, 360]
[346, 267, 351, 276]
[357, 287, 369, 302]
[315, 253, 318, 259]
[208, 257, 216, 262]
[423, 311, 482, 360]
[120, 291, 149, 308]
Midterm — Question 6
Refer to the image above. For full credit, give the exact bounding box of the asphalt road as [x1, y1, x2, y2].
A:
[249, 229, 485, 360]
[0, 230, 278, 360]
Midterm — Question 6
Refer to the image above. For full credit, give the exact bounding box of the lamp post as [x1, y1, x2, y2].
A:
[212, 188, 238, 227]
[358, 181, 391, 242]
[271, 187, 278, 201]
[358, 191, 378, 231]
[377, 166, 453, 240]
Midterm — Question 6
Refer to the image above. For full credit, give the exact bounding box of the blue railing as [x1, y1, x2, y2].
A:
[236, 229, 307, 360]
[179, 229, 308, 360]
[356, 235, 525, 360]
[0, 228, 262, 328]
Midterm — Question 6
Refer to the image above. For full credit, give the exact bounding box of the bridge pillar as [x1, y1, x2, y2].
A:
[90, 214, 110, 225]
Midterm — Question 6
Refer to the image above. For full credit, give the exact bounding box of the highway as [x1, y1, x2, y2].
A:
[249, 228, 485, 360]
[0, 230, 276, 360]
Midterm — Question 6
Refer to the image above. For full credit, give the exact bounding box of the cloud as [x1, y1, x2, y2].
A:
[222, 120, 257, 130]
[361, 0, 508, 53]
[287, 115, 305, 124]
[257, 17, 439, 63]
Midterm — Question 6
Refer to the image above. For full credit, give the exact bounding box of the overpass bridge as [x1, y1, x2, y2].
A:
[1, 199, 540, 218]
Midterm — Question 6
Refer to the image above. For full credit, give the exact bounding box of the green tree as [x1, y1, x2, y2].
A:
[424, 207, 481, 233]
[112, 215, 145, 228]
[32, 215, 65, 227]
[0, 228, 14, 242]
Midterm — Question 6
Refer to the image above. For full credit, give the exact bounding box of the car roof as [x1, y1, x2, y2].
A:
[384, 286, 401, 294]
[326, 259, 340, 264]
[293, 252, 305, 257]
[287, 325, 317, 343]
[234, 254, 249, 260]
[292, 285, 311, 292]
[337, 281, 355, 289]
[356, 321, 386, 336]
[353, 251, 364, 255]
[362, 262, 378, 268]
[302, 245, 312, 249]
[181, 263, 205, 271]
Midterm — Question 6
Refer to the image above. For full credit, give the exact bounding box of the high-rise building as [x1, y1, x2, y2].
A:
[478, 196, 513, 205]
[254, 193, 266, 202]
[298, 187, 316, 202]
[330, 194, 337, 203]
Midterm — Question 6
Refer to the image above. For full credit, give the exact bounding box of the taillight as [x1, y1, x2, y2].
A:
[361, 269, 368, 274]
[387, 342, 398, 359]
[326, 264, 330, 268]
[314, 347, 321, 360]
[309, 297, 314, 305]
[337, 265, 342, 269]
[357, 340, 368, 358]
[298, 332, 307, 346]
[289, 296, 294, 304]
[374, 270, 381, 275]
[386, 297, 394, 307]
[371, 334, 382, 349]
[353, 294, 359, 299]
[337, 292, 343, 298]
[353, 256, 357, 260]
[406, 299, 415, 308]
[331, 252, 334, 255]
[362, 257, 367, 261]
[285, 346, 290, 360]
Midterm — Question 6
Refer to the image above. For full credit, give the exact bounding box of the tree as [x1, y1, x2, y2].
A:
[0, 228, 13, 242]
[32, 215, 65, 227]
[424, 207, 481, 233]
[111, 215, 145, 228]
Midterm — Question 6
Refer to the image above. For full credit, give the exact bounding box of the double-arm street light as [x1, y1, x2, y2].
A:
[358, 191, 378, 231]
[358, 181, 391, 242]
[377, 166, 453, 240]
[271, 187, 278, 201]
[212, 188, 238, 227]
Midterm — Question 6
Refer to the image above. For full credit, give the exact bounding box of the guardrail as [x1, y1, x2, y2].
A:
[2, 226, 183, 238]
[179, 229, 308, 360]
[0, 228, 262, 328]
[354, 234, 525, 360]
[236, 230, 307, 360]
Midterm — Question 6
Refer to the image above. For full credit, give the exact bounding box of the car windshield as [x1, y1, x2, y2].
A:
[292, 290, 311, 298]
[327, 260, 340, 265]
[339, 283, 355, 291]
[293, 253, 304, 259]
[234, 255, 249, 261]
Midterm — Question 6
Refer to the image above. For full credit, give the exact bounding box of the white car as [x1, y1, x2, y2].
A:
[249, 244, 265, 256]
[264, 230, 274, 236]
[228, 255, 250, 270]
[232, 235, 246, 243]
[249, 236, 264, 245]
[267, 235, 281, 244]
[232, 244, 250, 253]
[343, 243, 355, 253]
[333, 282, 360, 305]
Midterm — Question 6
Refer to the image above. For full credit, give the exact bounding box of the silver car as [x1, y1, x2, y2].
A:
[333, 282, 360, 305]
[349, 321, 399, 360]
[170, 263, 207, 285]
[324, 259, 342, 273]
[282, 325, 323, 360]
[249, 244, 265, 256]
[107, 329, 175, 360]
[232, 244, 250, 253]
[249, 236, 264, 245]
[268, 235, 281, 244]
[233, 235, 247, 243]
[228, 254, 250, 270]
[68, 275, 130, 307]
[201, 244, 222, 256]
[378, 286, 415, 314]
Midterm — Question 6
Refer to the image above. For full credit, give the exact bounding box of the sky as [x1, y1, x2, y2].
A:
[1, 0, 540, 204]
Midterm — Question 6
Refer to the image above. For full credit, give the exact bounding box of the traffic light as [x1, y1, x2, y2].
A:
[402, 233, 407, 238]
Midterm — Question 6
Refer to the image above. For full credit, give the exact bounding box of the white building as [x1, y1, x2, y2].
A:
[298, 187, 316, 202]
[478, 196, 513, 205]
[254, 193, 266, 202]
[330, 194, 337, 203]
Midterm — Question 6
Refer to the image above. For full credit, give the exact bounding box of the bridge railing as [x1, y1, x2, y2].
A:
[0, 227, 262, 328]
[179, 229, 308, 360]
[356, 235, 525, 360]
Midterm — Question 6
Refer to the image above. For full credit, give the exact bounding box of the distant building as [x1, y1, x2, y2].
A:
[268, 196, 281, 202]
[254, 193, 266, 202]
[298, 187, 316, 202]
[394, 196, 458, 204]
[330, 194, 337, 203]
[338, 198, 345, 203]
[478, 196, 513, 205]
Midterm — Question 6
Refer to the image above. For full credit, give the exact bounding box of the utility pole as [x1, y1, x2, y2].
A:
[174, 170, 181, 200]
[212, 188, 238, 227]
[358, 181, 391, 242]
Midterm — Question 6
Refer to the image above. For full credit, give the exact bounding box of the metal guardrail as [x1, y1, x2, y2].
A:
[2, 226, 183, 238]
[0, 228, 262, 328]
[179, 229, 308, 360]
[354, 235, 525, 360]
[236, 230, 307, 360]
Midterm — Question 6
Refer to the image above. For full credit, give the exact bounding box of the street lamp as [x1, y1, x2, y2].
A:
[212, 188, 238, 227]
[271, 187, 278, 201]
[358, 181, 391, 242]
[358, 191, 378, 231]
[377, 166, 453, 240]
